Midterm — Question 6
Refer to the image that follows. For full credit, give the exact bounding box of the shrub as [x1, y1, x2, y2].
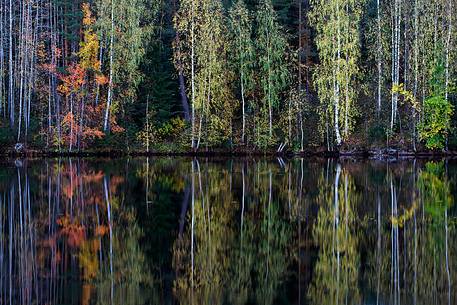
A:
[418, 96, 453, 150]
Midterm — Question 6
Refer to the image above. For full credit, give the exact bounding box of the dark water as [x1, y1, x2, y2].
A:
[0, 157, 456, 305]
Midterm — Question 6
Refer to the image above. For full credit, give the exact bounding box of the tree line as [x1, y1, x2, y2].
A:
[0, 0, 456, 152]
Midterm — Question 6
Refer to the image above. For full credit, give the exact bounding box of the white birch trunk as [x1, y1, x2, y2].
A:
[103, 0, 115, 132]
[191, 0, 196, 150]
[445, 0, 452, 102]
[377, 0, 382, 114]
[8, 0, 14, 126]
[335, 0, 342, 146]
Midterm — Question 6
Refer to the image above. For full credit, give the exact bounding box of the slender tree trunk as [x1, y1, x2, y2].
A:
[391, 0, 401, 131]
[334, 0, 342, 146]
[377, 0, 382, 114]
[95, 37, 104, 106]
[69, 94, 73, 152]
[17, 5, 24, 143]
[445, 0, 452, 102]
[298, 0, 304, 151]
[298, 0, 302, 94]
[241, 69, 246, 144]
[343, 3, 350, 138]
[267, 35, 273, 141]
[190, 0, 196, 150]
[78, 85, 86, 151]
[175, 31, 190, 122]
[179, 67, 190, 121]
[26, 5, 37, 142]
[236, 15, 247, 145]
[288, 91, 292, 143]
[0, 0, 4, 117]
[8, 0, 14, 127]
[146, 96, 149, 152]
[104, 0, 115, 132]
[412, 0, 418, 151]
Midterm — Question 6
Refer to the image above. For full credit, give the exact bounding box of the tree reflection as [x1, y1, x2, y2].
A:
[1, 158, 457, 305]
[308, 163, 361, 305]
[172, 160, 292, 305]
[0, 159, 153, 305]
[363, 160, 456, 305]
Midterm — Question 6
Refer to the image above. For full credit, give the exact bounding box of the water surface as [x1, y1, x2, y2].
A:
[0, 157, 456, 305]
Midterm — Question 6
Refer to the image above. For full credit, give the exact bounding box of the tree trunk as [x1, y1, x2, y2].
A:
[334, 0, 342, 147]
[267, 29, 273, 141]
[0, 0, 4, 116]
[104, 0, 115, 132]
[241, 69, 246, 144]
[190, 0, 196, 150]
[179, 68, 191, 122]
[391, 0, 401, 131]
[445, 0, 452, 102]
[175, 34, 190, 122]
[377, 0, 382, 114]
[9, 0, 14, 127]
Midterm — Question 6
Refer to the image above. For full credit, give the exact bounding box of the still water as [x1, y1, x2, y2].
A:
[0, 157, 456, 305]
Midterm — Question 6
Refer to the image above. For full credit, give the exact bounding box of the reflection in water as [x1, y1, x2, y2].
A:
[0, 158, 456, 304]
[308, 163, 361, 305]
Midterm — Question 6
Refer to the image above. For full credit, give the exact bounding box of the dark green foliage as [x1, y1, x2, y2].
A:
[419, 96, 453, 150]
[138, 39, 178, 124]
[368, 123, 386, 144]
[0, 125, 14, 145]
[419, 51, 454, 150]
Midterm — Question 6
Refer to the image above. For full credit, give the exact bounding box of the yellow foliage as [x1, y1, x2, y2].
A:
[82, 3, 95, 26]
[392, 83, 421, 113]
[79, 239, 99, 280]
[79, 3, 101, 71]
[391, 203, 417, 228]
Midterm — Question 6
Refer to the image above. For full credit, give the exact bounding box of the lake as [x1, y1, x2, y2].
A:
[0, 157, 456, 305]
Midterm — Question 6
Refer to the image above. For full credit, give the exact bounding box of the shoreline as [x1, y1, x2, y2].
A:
[2, 148, 457, 159]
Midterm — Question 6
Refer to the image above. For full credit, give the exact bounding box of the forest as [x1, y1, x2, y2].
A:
[0, 0, 456, 154]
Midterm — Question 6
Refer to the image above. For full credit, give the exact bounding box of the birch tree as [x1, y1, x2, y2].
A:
[310, 0, 363, 147]
[255, 0, 289, 148]
[390, 0, 402, 131]
[103, 0, 115, 132]
[229, 0, 255, 145]
[174, 0, 199, 149]
[98, 0, 151, 133]
[175, 0, 235, 150]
